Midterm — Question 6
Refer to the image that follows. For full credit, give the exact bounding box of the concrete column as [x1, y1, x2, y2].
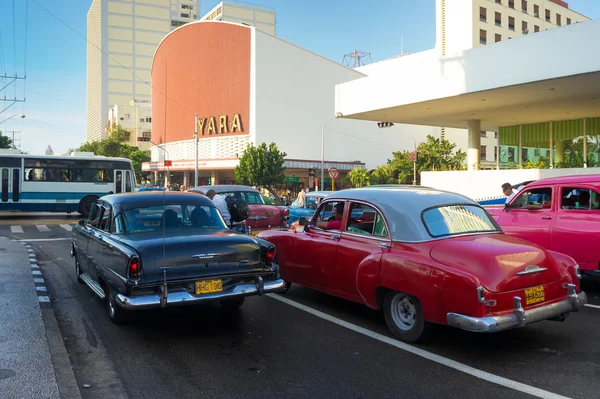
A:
[211, 170, 218, 186]
[555, 140, 565, 164]
[183, 172, 189, 188]
[467, 120, 481, 171]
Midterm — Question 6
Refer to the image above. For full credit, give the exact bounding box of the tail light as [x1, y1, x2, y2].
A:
[283, 208, 290, 218]
[128, 256, 141, 280]
[265, 247, 276, 267]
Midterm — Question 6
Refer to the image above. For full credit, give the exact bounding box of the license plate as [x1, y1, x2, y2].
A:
[251, 231, 259, 236]
[524, 286, 545, 305]
[195, 279, 223, 295]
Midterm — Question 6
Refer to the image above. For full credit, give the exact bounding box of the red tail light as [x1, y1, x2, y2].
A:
[284, 208, 289, 217]
[265, 247, 276, 267]
[128, 257, 141, 280]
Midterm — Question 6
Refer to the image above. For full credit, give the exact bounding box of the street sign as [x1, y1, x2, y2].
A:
[164, 160, 172, 167]
[328, 167, 339, 179]
[408, 152, 418, 163]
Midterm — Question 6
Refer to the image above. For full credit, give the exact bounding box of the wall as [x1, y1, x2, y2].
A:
[253, 31, 437, 170]
[86, 0, 107, 142]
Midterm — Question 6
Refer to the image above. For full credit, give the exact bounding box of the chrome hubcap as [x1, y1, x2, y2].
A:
[75, 259, 80, 275]
[390, 294, 416, 331]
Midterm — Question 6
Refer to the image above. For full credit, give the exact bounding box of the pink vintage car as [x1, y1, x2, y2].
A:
[486, 175, 600, 280]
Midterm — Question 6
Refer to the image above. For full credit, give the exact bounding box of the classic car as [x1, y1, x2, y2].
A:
[286, 191, 332, 223]
[257, 186, 587, 343]
[486, 174, 600, 280]
[71, 192, 286, 323]
[189, 185, 289, 235]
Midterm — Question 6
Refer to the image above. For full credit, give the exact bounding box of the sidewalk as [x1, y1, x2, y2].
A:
[0, 237, 80, 399]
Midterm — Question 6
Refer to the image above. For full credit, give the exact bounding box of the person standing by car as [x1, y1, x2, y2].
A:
[206, 190, 246, 233]
[297, 187, 308, 207]
[502, 182, 516, 204]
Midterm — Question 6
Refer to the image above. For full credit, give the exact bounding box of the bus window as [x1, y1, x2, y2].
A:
[1, 170, 8, 202]
[125, 171, 132, 192]
[12, 169, 19, 202]
[116, 171, 122, 193]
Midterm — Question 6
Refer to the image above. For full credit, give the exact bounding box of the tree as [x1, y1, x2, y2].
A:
[0, 130, 13, 149]
[346, 167, 371, 188]
[369, 164, 396, 185]
[235, 142, 287, 200]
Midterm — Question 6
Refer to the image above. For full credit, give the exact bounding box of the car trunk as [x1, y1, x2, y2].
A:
[119, 230, 267, 285]
[430, 233, 563, 292]
[246, 204, 284, 230]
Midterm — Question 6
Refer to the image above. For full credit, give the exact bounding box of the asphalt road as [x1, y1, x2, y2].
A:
[4, 219, 600, 399]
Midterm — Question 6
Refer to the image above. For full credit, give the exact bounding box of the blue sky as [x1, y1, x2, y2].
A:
[0, 0, 598, 155]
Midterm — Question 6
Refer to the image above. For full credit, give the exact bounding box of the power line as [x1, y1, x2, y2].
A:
[28, 89, 78, 108]
[25, 117, 84, 137]
[31, 0, 196, 119]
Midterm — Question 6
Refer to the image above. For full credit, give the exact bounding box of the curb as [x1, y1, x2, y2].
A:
[13, 239, 82, 399]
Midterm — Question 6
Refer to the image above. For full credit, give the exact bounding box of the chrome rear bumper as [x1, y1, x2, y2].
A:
[447, 284, 587, 333]
[116, 278, 287, 310]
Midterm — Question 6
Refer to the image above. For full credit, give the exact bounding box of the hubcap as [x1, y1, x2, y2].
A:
[390, 294, 417, 331]
[75, 259, 80, 276]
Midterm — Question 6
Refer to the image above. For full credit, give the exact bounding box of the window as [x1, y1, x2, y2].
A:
[480, 131, 487, 138]
[124, 113, 130, 120]
[171, 20, 187, 27]
[522, 0, 527, 12]
[546, 9, 551, 21]
[346, 203, 387, 237]
[480, 7, 487, 22]
[560, 188, 598, 210]
[508, 16, 515, 30]
[181, 13, 189, 18]
[495, 0, 501, 3]
[100, 206, 112, 231]
[534, 25, 540, 32]
[494, 132, 498, 139]
[314, 201, 344, 230]
[567, 18, 571, 25]
[140, 118, 144, 123]
[12, 169, 19, 202]
[142, 131, 151, 139]
[422, 205, 500, 238]
[534, 148, 541, 156]
[181, 4, 190, 9]
[480, 145, 487, 161]
[112, 213, 126, 234]
[122, 205, 227, 233]
[534, 4, 539, 17]
[479, 29, 487, 45]
[125, 171, 132, 193]
[495, 12, 502, 26]
[495, 33, 502, 42]
[508, 147, 515, 162]
[1, 169, 8, 202]
[510, 187, 552, 209]
[522, 148, 528, 162]
[222, 191, 264, 205]
[115, 171, 122, 194]
[494, 146, 498, 161]
[522, 20, 528, 33]
[556, 14, 561, 26]
[146, 117, 151, 123]
[508, 0, 514, 8]
[90, 204, 104, 228]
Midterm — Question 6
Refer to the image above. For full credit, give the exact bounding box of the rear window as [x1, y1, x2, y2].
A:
[122, 204, 227, 233]
[422, 205, 500, 238]
[222, 191, 264, 205]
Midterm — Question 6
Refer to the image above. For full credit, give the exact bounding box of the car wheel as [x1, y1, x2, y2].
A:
[274, 259, 292, 293]
[106, 286, 129, 324]
[383, 291, 430, 343]
[78, 196, 97, 218]
[74, 256, 84, 284]
[221, 298, 245, 309]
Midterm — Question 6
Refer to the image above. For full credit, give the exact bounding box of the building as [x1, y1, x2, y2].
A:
[86, 0, 200, 143]
[107, 99, 152, 151]
[143, 21, 434, 190]
[200, 1, 276, 35]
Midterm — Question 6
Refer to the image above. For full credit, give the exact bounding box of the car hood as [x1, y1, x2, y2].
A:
[119, 229, 270, 284]
[430, 234, 563, 292]
[246, 204, 285, 229]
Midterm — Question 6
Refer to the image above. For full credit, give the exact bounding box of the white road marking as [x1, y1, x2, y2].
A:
[33, 278, 44, 283]
[20, 238, 71, 242]
[32, 271, 42, 276]
[36, 225, 51, 232]
[584, 304, 600, 309]
[10, 225, 24, 233]
[36, 286, 47, 292]
[38, 296, 50, 303]
[268, 294, 571, 399]
[59, 224, 73, 232]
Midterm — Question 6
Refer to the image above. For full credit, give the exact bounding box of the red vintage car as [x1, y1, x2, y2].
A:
[190, 185, 289, 234]
[257, 186, 587, 343]
[486, 174, 600, 280]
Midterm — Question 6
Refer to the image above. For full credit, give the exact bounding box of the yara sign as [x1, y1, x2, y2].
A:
[197, 114, 243, 136]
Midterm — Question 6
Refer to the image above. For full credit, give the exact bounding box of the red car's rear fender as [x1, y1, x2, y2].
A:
[355, 253, 384, 309]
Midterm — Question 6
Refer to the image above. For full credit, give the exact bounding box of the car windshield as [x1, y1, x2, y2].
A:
[422, 204, 500, 238]
[222, 191, 265, 205]
[121, 204, 227, 233]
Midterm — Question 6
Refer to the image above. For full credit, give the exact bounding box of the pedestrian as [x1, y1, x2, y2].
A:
[206, 190, 246, 233]
[502, 182, 516, 204]
[297, 187, 308, 207]
[180, 185, 186, 192]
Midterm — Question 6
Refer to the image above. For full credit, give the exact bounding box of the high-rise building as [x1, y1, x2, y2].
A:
[86, 0, 199, 143]
[436, 0, 589, 56]
[200, 1, 276, 36]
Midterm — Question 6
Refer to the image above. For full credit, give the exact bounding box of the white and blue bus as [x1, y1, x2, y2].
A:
[0, 151, 136, 217]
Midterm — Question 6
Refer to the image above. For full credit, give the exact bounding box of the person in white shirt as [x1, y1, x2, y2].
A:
[502, 182, 516, 204]
[206, 190, 246, 233]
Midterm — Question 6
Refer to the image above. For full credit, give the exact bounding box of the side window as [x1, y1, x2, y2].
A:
[561, 187, 596, 210]
[90, 205, 103, 228]
[511, 187, 552, 209]
[113, 213, 126, 233]
[347, 203, 387, 236]
[314, 201, 337, 222]
[99, 206, 112, 231]
[115, 171, 122, 193]
[87, 202, 98, 224]
[125, 171, 132, 192]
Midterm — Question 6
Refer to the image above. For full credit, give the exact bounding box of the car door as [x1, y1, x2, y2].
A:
[551, 185, 600, 271]
[75, 202, 99, 275]
[335, 202, 388, 301]
[87, 203, 108, 281]
[502, 185, 556, 248]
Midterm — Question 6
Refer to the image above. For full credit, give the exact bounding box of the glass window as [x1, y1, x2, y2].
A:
[422, 205, 500, 238]
[508, 0, 514, 8]
[495, 33, 502, 42]
[113, 213, 126, 234]
[1, 169, 8, 202]
[480, 7, 486, 22]
[222, 191, 264, 204]
[122, 204, 226, 233]
[560, 188, 598, 210]
[508, 16, 515, 30]
[90, 205, 104, 228]
[100, 207, 112, 231]
[480, 145, 487, 161]
[125, 171, 132, 192]
[479, 29, 487, 45]
[510, 187, 553, 209]
[346, 203, 388, 237]
[313, 201, 343, 229]
[12, 169, 19, 202]
[115, 171, 122, 193]
[495, 12, 502, 26]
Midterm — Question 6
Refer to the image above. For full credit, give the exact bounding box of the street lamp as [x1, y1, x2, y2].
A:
[0, 114, 25, 125]
[321, 112, 343, 191]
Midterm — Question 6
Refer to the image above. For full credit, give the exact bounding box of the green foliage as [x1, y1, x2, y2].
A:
[523, 156, 550, 169]
[346, 167, 371, 188]
[235, 142, 287, 198]
[0, 130, 13, 149]
[369, 164, 396, 185]
[72, 124, 149, 172]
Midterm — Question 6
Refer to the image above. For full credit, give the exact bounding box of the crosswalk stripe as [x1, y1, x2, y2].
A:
[36, 225, 51, 232]
[59, 224, 73, 232]
[10, 225, 24, 233]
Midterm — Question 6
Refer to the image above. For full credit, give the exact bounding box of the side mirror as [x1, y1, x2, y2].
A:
[78, 219, 86, 227]
[298, 217, 308, 226]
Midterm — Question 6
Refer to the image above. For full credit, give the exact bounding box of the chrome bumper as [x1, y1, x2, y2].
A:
[116, 278, 287, 310]
[447, 284, 587, 333]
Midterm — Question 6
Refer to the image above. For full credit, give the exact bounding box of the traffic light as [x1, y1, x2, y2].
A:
[377, 122, 394, 128]
[137, 137, 150, 142]
[308, 167, 315, 177]
[206, 177, 211, 185]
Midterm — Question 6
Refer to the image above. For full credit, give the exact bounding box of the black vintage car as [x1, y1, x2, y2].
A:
[71, 192, 286, 323]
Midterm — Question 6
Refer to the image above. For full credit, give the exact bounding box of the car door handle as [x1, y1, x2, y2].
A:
[541, 216, 552, 220]
[378, 242, 391, 249]
[330, 233, 340, 241]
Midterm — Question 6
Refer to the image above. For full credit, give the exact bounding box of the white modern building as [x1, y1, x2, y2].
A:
[200, 1, 276, 35]
[86, 0, 199, 143]
[107, 99, 152, 150]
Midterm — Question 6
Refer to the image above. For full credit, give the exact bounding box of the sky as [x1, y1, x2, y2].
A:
[0, 0, 599, 155]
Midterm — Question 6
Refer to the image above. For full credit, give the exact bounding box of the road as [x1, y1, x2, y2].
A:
[3, 215, 600, 399]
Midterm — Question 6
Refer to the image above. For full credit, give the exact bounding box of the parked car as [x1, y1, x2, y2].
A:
[257, 186, 587, 343]
[71, 192, 286, 323]
[486, 174, 600, 280]
[189, 185, 289, 235]
[286, 191, 332, 223]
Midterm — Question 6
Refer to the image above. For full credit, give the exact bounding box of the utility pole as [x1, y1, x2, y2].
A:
[8, 130, 21, 148]
[194, 114, 199, 187]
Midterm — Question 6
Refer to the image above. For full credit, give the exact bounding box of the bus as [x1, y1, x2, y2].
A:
[0, 151, 136, 217]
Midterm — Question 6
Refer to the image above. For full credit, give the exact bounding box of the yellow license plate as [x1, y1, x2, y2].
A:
[195, 279, 223, 295]
[524, 286, 545, 305]
[251, 231, 259, 236]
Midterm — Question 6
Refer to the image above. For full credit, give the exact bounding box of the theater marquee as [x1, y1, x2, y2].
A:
[197, 114, 243, 136]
